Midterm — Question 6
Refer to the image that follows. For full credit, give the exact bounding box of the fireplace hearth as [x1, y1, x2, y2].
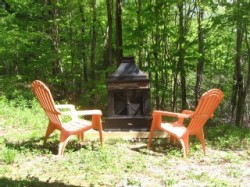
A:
[104, 57, 151, 131]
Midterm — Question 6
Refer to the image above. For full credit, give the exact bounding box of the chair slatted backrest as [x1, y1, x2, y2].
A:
[187, 89, 224, 134]
[32, 80, 62, 127]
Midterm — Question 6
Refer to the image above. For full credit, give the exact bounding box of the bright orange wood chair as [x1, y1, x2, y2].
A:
[148, 89, 224, 157]
[32, 80, 103, 156]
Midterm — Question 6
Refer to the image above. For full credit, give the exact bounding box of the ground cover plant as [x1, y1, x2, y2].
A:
[0, 97, 249, 187]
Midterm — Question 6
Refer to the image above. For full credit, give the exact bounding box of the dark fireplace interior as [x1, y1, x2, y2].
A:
[104, 57, 151, 131]
[112, 89, 149, 116]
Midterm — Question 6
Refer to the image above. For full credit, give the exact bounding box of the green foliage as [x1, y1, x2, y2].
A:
[2, 148, 16, 164]
[0, 0, 249, 125]
[0, 95, 47, 134]
[205, 124, 250, 150]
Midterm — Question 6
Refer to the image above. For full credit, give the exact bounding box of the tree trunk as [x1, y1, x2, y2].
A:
[153, 0, 162, 109]
[67, 0, 76, 102]
[78, 1, 87, 82]
[90, 0, 97, 82]
[233, 0, 244, 126]
[105, 0, 113, 67]
[68, 0, 74, 73]
[244, 26, 250, 125]
[13, 51, 19, 76]
[46, 0, 63, 75]
[78, 0, 88, 103]
[172, 68, 178, 111]
[116, 0, 123, 65]
[178, 1, 187, 110]
[135, 0, 143, 68]
[232, 19, 250, 126]
[234, 28, 244, 126]
[195, 0, 205, 106]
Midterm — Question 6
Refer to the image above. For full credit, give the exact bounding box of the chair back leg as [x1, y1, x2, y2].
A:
[194, 130, 206, 154]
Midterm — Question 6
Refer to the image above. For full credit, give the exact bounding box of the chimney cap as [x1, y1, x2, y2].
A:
[107, 56, 148, 82]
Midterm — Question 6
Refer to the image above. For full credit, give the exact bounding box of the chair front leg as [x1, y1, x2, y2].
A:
[148, 113, 162, 149]
[58, 132, 71, 156]
[77, 132, 84, 140]
[179, 132, 189, 158]
[169, 135, 176, 144]
[91, 114, 103, 144]
[148, 126, 156, 149]
[99, 125, 103, 145]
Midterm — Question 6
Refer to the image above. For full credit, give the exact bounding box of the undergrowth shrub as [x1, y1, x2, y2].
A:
[3, 148, 16, 164]
[0, 96, 47, 133]
[205, 124, 250, 149]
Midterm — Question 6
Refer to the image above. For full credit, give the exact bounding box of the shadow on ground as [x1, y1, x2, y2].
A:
[4, 135, 101, 155]
[0, 177, 80, 187]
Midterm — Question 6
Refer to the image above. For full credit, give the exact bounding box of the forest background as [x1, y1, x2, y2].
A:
[0, 0, 249, 127]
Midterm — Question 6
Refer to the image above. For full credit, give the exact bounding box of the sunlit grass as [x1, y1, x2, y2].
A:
[0, 97, 249, 186]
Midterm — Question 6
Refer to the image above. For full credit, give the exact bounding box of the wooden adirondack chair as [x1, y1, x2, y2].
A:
[32, 80, 103, 156]
[148, 89, 224, 157]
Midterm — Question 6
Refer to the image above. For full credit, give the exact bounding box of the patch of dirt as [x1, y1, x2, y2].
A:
[0, 126, 6, 136]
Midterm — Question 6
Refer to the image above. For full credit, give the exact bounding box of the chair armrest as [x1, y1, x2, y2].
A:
[181, 110, 194, 115]
[55, 104, 76, 112]
[58, 107, 102, 117]
[75, 110, 102, 116]
[154, 110, 191, 118]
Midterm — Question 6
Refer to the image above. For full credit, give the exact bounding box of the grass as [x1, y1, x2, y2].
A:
[0, 96, 250, 187]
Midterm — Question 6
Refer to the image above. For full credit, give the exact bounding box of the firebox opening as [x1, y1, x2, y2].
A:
[114, 90, 143, 116]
